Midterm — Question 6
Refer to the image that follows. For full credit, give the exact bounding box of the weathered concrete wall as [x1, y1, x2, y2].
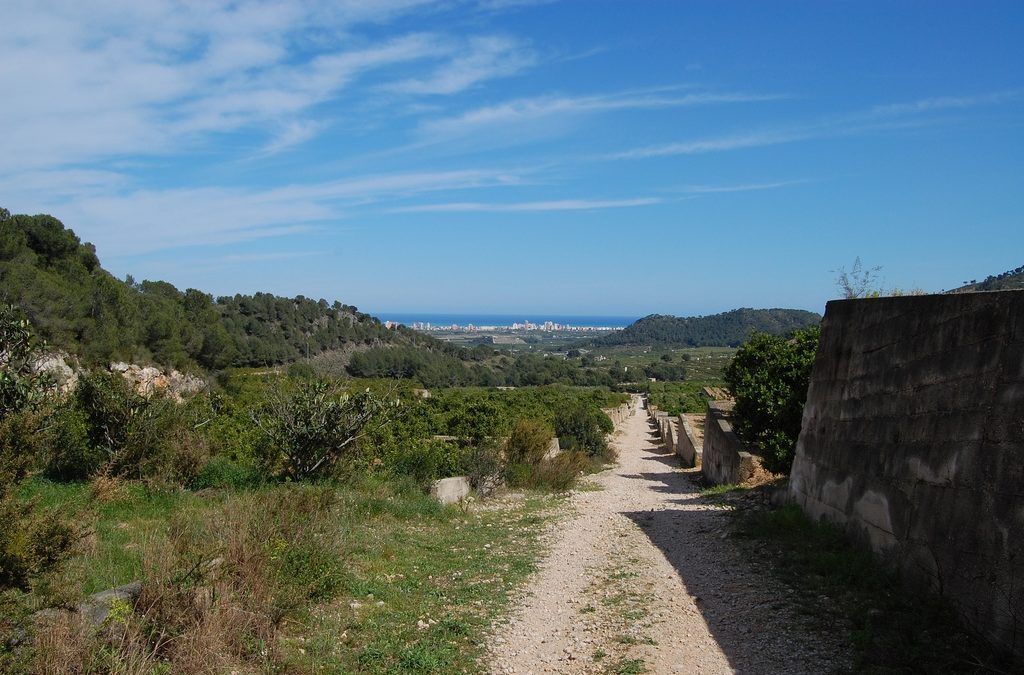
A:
[602, 401, 633, 427]
[676, 414, 701, 467]
[789, 290, 1024, 658]
[701, 402, 762, 485]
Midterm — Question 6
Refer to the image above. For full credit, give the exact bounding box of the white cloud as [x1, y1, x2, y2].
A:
[28, 168, 530, 256]
[0, 1, 523, 173]
[418, 89, 786, 142]
[386, 36, 536, 95]
[610, 90, 1022, 160]
[392, 197, 662, 212]
[259, 121, 329, 156]
[676, 181, 807, 194]
[610, 130, 806, 159]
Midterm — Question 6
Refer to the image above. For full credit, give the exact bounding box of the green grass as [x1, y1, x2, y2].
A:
[733, 504, 1009, 673]
[14, 476, 558, 673]
[699, 483, 746, 498]
[19, 478, 215, 595]
[612, 657, 647, 674]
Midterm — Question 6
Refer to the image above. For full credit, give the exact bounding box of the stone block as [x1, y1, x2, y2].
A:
[430, 477, 471, 505]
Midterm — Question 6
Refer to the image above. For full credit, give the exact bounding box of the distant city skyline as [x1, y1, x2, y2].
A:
[1, 2, 1021, 316]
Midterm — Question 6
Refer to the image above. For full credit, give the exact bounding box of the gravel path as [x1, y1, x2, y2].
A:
[487, 395, 850, 674]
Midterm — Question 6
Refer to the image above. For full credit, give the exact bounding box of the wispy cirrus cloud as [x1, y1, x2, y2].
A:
[609, 90, 1024, 160]
[385, 36, 536, 95]
[0, 1, 545, 174]
[675, 180, 808, 194]
[40, 168, 531, 256]
[416, 88, 787, 143]
[392, 197, 663, 213]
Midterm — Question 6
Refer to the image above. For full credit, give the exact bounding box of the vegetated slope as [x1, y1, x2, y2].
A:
[948, 264, 1024, 293]
[595, 308, 821, 347]
[0, 208, 449, 369]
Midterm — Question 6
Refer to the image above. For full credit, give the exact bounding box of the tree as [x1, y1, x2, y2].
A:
[723, 326, 820, 474]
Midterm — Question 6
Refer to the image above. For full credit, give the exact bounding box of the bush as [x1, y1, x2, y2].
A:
[253, 380, 398, 480]
[554, 402, 613, 459]
[73, 371, 208, 484]
[462, 442, 503, 496]
[386, 438, 468, 489]
[504, 418, 553, 464]
[723, 326, 820, 474]
[529, 451, 588, 491]
[40, 405, 102, 480]
[189, 455, 264, 490]
[501, 418, 585, 492]
[0, 308, 76, 593]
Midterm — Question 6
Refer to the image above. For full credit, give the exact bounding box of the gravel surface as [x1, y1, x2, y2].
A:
[487, 395, 851, 674]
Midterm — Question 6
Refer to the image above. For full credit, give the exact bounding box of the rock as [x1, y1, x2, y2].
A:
[31, 352, 78, 395]
[110, 363, 206, 401]
[77, 580, 143, 628]
[430, 476, 472, 505]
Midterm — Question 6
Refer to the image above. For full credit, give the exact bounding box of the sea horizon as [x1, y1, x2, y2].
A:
[376, 312, 638, 328]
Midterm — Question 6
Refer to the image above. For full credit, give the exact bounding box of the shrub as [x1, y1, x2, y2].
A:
[532, 451, 589, 491]
[554, 402, 613, 459]
[73, 371, 209, 484]
[387, 438, 468, 488]
[40, 404, 102, 480]
[189, 455, 264, 490]
[0, 308, 76, 593]
[252, 380, 398, 480]
[723, 326, 820, 473]
[0, 305, 54, 420]
[462, 442, 503, 496]
[504, 418, 553, 464]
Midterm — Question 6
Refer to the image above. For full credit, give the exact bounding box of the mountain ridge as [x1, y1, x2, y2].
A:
[594, 308, 822, 347]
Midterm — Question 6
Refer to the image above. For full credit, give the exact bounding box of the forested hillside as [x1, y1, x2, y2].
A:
[0, 208, 446, 369]
[595, 308, 821, 347]
[949, 264, 1024, 293]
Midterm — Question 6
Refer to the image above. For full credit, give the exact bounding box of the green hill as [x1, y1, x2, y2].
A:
[949, 264, 1024, 293]
[595, 308, 821, 347]
[0, 207, 448, 370]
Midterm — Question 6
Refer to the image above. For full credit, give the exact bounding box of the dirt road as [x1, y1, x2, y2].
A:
[488, 395, 849, 674]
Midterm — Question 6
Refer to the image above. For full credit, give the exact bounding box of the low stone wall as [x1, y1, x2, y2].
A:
[789, 290, 1024, 659]
[700, 401, 762, 485]
[675, 414, 701, 467]
[602, 401, 633, 427]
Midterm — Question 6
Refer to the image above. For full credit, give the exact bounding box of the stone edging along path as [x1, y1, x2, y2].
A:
[487, 395, 850, 674]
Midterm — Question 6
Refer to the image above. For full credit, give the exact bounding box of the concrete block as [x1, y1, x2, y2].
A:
[431, 477, 471, 504]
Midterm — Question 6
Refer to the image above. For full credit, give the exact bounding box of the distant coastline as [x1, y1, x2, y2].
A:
[378, 313, 638, 329]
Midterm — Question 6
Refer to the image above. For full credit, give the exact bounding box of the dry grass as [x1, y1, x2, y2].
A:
[32, 485, 344, 673]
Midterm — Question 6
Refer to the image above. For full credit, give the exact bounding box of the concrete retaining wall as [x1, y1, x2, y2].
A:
[602, 401, 633, 427]
[676, 414, 701, 467]
[789, 290, 1024, 659]
[700, 401, 762, 485]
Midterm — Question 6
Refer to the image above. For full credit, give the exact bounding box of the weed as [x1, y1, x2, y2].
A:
[613, 657, 647, 674]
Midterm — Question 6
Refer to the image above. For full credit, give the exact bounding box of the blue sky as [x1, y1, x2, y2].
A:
[2, 0, 1022, 316]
